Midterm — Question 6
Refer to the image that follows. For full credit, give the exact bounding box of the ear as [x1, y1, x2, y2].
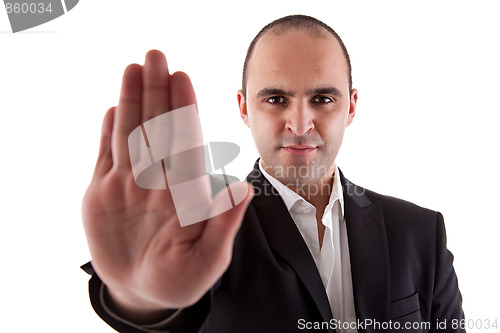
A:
[346, 88, 358, 127]
[237, 89, 250, 128]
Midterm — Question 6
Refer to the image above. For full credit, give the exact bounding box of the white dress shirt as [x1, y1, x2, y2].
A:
[259, 161, 358, 332]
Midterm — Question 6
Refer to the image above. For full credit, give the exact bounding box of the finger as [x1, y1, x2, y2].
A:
[200, 182, 254, 269]
[93, 107, 115, 178]
[166, 71, 204, 191]
[112, 63, 143, 169]
[169, 71, 198, 110]
[143, 50, 170, 123]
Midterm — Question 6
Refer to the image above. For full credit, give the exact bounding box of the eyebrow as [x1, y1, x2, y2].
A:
[255, 86, 344, 99]
[306, 87, 344, 98]
[256, 88, 294, 98]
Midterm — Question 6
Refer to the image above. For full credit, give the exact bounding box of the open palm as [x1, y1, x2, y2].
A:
[82, 50, 253, 320]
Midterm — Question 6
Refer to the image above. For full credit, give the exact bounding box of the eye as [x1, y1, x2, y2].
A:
[312, 96, 333, 104]
[266, 96, 287, 104]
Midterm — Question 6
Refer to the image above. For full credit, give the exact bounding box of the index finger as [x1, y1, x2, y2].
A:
[112, 63, 143, 169]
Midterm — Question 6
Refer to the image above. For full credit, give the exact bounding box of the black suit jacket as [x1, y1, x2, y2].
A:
[84, 161, 464, 332]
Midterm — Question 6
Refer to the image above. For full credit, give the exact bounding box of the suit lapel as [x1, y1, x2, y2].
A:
[246, 161, 335, 329]
[340, 171, 391, 327]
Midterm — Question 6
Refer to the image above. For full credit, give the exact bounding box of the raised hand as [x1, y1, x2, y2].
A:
[82, 50, 253, 322]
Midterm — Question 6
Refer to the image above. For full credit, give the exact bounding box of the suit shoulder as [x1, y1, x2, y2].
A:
[365, 187, 437, 216]
[360, 186, 442, 233]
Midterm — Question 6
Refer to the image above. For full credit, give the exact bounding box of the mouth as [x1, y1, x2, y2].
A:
[281, 145, 317, 155]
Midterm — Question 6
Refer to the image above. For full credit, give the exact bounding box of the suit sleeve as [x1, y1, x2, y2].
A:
[81, 262, 212, 333]
[430, 212, 465, 332]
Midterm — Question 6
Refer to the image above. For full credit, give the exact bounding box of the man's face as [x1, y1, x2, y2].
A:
[238, 28, 357, 188]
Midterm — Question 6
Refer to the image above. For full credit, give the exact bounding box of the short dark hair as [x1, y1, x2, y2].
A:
[242, 15, 352, 98]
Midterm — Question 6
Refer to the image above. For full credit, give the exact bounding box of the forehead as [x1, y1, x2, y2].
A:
[247, 28, 349, 93]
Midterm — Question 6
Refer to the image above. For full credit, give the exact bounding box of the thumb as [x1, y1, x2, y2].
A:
[199, 181, 254, 268]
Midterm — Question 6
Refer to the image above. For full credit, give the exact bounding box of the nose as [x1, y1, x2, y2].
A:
[285, 102, 314, 136]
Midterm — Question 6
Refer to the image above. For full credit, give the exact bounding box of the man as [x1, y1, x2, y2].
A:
[82, 15, 464, 332]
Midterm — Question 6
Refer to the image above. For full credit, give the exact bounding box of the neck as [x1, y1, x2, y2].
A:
[286, 165, 336, 213]
[288, 178, 332, 212]
[259, 159, 337, 212]
[287, 169, 335, 251]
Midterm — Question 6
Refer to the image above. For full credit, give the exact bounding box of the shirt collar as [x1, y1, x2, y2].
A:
[258, 160, 345, 218]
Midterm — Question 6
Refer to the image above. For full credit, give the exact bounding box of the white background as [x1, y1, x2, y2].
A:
[1, 0, 499, 331]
